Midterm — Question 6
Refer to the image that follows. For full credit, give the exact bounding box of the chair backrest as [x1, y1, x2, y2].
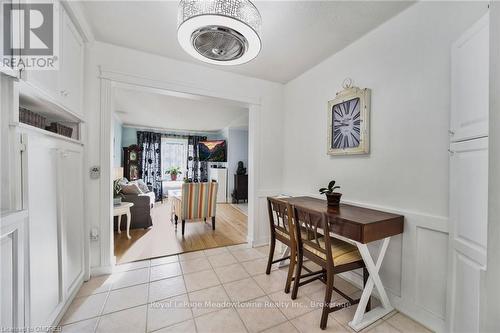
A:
[291, 204, 332, 263]
[267, 197, 293, 242]
[180, 182, 218, 219]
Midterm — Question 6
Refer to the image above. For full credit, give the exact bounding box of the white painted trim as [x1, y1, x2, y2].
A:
[94, 70, 262, 273]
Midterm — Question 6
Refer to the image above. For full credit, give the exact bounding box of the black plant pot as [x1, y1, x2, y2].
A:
[326, 193, 342, 207]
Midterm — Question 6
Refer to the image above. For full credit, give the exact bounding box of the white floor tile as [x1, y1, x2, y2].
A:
[103, 284, 148, 314]
[96, 305, 147, 333]
[235, 295, 288, 333]
[149, 275, 186, 302]
[214, 263, 250, 283]
[183, 269, 220, 292]
[150, 262, 182, 281]
[203, 247, 229, 257]
[113, 260, 150, 273]
[262, 321, 299, 333]
[194, 308, 247, 333]
[110, 268, 150, 290]
[155, 319, 197, 333]
[61, 293, 108, 325]
[188, 285, 230, 317]
[76, 275, 113, 298]
[253, 270, 289, 294]
[386, 313, 432, 333]
[231, 248, 266, 262]
[268, 290, 315, 320]
[180, 257, 212, 274]
[60, 317, 99, 333]
[207, 252, 237, 268]
[147, 294, 192, 332]
[179, 251, 206, 261]
[291, 309, 348, 333]
[223, 277, 265, 302]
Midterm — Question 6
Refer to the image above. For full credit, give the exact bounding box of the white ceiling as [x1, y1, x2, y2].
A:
[80, 1, 413, 83]
[114, 87, 249, 131]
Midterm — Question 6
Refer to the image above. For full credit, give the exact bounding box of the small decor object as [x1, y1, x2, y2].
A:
[177, 0, 262, 65]
[236, 161, 246, 175]
[113, 179, 122, 206]
[166, 166, 182, 181]
[46, 122, 73, 138]
[19, 107, 47, 129]
[319, 180, 342, 207]
[327, 78, 371, 155]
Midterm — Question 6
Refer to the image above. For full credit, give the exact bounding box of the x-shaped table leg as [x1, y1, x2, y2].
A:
[349, 237, 393, 331]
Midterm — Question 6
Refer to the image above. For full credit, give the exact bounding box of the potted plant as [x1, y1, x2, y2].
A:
[113, 179, 122, 206]
[319, 180, 342, 207]
[166, 166, 182, 181]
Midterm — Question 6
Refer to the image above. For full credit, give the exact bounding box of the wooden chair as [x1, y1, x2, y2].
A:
[265, 197, 296, 293]
[289, 203, 369, 330]
[171, 182, 218, 236]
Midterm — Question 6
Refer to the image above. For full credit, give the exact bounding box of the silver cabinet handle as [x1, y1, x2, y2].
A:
[448, 149, 455, 155]
[448, 130, 455, 135]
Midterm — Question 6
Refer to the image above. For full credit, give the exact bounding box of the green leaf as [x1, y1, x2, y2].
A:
[328, 180, 336, 190]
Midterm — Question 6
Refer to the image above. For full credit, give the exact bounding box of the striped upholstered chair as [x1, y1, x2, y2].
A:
[171, 182, 219, 235]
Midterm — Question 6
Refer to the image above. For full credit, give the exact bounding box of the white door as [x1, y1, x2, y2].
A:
[447, 138, 488, 333]
[450, 14, 489, 142]
[25, 135, 61, 326]
[59, 7, 83, 116]
[59, 148, 85, 297]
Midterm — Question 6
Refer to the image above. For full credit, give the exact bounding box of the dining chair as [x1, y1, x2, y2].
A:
[289, 203, 370, 330]
[265, 197, 296, 293]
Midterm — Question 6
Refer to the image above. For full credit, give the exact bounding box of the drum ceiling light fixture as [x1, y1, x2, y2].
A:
[177, 0, 262, 65]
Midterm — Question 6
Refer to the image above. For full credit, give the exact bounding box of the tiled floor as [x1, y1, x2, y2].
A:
[60, 244, 433, 333]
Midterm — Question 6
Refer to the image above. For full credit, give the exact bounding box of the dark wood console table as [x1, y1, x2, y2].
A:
[278, 196, 404, 331]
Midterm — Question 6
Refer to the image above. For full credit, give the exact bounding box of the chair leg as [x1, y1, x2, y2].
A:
[266, 237, 276, 275]
[182, 220, 185, 235]
[211, 216, 215, 230]
[363, 267, 371, 311]
[284, 245, 295, 294]
[291, 248, 303, 300]
[320, 269, 334, 330]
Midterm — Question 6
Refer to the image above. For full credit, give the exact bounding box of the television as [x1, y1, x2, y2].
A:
[198, 140, 227, 162]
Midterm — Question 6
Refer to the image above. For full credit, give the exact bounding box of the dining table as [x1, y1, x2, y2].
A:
[277, 196, 404, 331]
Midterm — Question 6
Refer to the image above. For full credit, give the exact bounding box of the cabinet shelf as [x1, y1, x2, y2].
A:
[18, 123, 83, 145]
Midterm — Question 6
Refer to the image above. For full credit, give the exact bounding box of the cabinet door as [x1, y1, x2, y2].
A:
[25, 136, 61, 326]
[23, 0, 60, 99]
[448, 137, 488, 332]
[59, 148, 84, 297]
[450, 14, 489, 142]
[60, 7, 83, 116]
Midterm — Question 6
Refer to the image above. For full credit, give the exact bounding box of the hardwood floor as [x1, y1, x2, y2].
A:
[114, 199, 248, 264]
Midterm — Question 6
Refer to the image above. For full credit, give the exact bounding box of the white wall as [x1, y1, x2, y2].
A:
[112, 114, 122, 167]
[84, 41, 284, 270]
[282, 2, 488, 332]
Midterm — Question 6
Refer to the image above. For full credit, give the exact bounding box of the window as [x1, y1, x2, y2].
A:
[161, 137, 188, 181]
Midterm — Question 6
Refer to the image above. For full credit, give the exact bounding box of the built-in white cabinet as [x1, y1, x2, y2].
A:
[22, 130, 85, 327]
[450, 14, 489, 142]
[23, 1, 84, 118]
[59, 148, 85, 298]
[447, 12, 489, 333]
[25, 134, 61, 326]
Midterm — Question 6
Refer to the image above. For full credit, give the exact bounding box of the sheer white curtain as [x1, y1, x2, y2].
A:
[161, 137, 188, 180]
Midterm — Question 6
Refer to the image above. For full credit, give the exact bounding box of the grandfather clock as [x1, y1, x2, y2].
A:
[123, 144, 140, 181]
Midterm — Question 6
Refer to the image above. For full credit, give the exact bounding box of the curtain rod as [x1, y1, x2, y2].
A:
[122, 124, 220, 135]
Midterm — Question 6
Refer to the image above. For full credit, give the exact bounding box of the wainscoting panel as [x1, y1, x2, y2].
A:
[415, 227, 448, 319]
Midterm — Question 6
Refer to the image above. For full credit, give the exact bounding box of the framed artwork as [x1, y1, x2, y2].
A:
[327, 83, 371, 155]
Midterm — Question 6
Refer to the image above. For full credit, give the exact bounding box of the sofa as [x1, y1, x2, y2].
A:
[114, 178, 154, 230]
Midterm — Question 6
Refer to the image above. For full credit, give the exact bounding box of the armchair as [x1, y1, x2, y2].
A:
[171, 182, 219, 235]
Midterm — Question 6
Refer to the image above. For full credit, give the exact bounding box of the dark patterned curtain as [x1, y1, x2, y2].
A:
[187, 135, 208, 182]
[137, 131, 162, 201]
